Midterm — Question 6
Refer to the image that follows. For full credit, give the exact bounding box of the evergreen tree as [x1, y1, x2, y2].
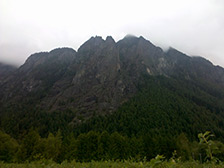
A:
[42, 130, 62, 161]
[176, 133, 191, 161]
[0, 130, 18, 162]
[17, 128, 41, 162]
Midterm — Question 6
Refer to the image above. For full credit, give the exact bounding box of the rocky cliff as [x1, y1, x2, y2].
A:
[0, 35, 224, 121]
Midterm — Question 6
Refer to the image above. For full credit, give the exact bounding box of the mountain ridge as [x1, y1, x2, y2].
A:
[0, 35, 224, 139]
[1, 35, 224, 112]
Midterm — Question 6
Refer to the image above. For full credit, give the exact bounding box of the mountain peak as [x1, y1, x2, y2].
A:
[78, 36, 105, 52]
[124, 34, 138, 39]
[49, 47, 76, 54]
[105, 36, 115, 43]
[120, 34, 153, 45]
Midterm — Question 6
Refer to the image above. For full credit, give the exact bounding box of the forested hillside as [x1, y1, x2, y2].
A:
[0, 36, 224, 163]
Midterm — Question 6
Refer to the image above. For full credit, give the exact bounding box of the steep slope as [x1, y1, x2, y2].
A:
[0, 63, 17, 106]
[0, 35, 224, 139]
[0, 36, 168, 117]
[42, 36, 123, 115]
[0, 48, 76, 108]
[76, 75, 224, 140]
[49, 35, 168, 117]
[165, 48, 224, 87]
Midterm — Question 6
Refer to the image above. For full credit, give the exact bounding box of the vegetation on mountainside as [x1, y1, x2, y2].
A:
[76, 76, 224, 140]
[1, 76, 224, 164]
[1, 127, 224, 164]
[1, 76, 224, 139]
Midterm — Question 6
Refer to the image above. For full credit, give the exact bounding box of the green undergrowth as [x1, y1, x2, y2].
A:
[1, 160, 224, 168]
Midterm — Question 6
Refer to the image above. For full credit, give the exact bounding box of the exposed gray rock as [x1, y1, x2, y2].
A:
[1, 35, 224, 122]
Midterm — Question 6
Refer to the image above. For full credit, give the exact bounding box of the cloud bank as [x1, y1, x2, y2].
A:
[0, 0, 224, 67]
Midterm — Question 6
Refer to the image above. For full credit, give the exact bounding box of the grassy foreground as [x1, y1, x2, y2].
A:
[1, 160, 224, 168]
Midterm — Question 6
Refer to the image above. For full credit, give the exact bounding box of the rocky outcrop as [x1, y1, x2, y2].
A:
[0, 48, 76, 103]
[1, 35, 224, 121]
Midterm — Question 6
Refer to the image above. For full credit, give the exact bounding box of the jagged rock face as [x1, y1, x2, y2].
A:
[117, 36, 167, 76]
[0, 48, 76, 103]
[42, 36, 123, 114]
[0, 63, 17, 101]
[1, 35, 224, 120]
[165, 48, 224, 88]
[44, 36, 169, 116]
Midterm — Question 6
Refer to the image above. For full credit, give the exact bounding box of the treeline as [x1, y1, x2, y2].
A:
[1, 129, 224, 163]
[1, 76, 224, 163]
[1, 76, 224, 141]
[74, 76, 224, 142]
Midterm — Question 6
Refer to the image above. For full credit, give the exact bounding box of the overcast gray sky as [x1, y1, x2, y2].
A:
[0, 0, 224, 67]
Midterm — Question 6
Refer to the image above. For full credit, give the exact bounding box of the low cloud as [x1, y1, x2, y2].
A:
[0, 0, 224, 67]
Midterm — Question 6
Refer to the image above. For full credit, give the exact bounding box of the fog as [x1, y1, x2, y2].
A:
[0, 0, 224, 67]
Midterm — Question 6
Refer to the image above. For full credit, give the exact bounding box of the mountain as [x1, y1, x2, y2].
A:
[0, 48, 76, 106]
[0, 62, 16, 80]
[0, 35, 224, 140]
